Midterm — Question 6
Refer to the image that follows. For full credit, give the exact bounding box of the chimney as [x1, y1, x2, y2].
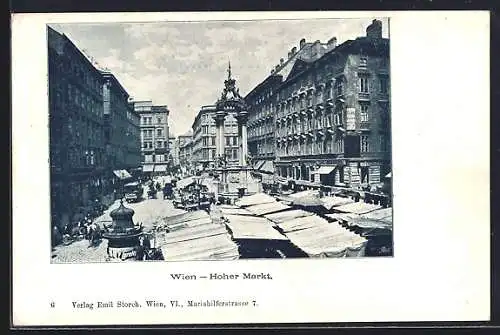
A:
[280, 58, 284, 65]
[288, 51, 292, 58]
[314, 40, 322, 57]
[271, 68, 275, 74]
[299, 38, 306, 49]
[291, 47, 297, 54]
[366, 19, 382, 39]
[327, 37, 337, 50]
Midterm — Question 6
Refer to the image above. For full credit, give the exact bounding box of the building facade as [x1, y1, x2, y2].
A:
[191, 105, 239, 170]
[175, 130, 193, 166]
[102, 72, 141, 174]
[48, 26, 109, 227]
[275, 19, 390, 189]
[244, 19, 390, 190]
[246, 36, 337, 180]
[178, 138, 194, 175]
[132, 100, 170, 174]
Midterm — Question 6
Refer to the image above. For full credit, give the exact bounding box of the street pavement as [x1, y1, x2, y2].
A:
[51, 190, 186, 263]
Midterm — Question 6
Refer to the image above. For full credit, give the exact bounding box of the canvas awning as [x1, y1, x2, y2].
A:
[246, 201, 292, 216]
[264, 209, 314, 224]
[360, 208, 393, 221]
[220, 207, 254, 216]
[177, 176, 196, 189]
[143, 165, 154, 172]
[333, 202, 382, 215]
[113, 169, 132, 180]
[154, 165, 167, 172]
[321, 196, 355, 210]
[315, 166, 336, 175]
[161, 233, 239, 261]
[279, 214, 368, 257]
[224, 214, 288, 241]
[235, 193, 276, 207]
[258, 161, 274, 174]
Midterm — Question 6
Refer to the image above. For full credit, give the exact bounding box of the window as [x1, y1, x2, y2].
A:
[380, 77, 388, 94]
[211, 137, 216, 146]
[156, 141, 163, 148]
[337, 138, 344, 153]
[336, 80, 343, 96]
[232, 136, 238, 146]
[157, 117, 162, 124]
[156, 154, 164, 162]
[360, 105, 369, 122]
[232, 149, 238, 160]
[361, 135, 370, 152]
[202, 137, 208, 146]
[157, 128, 163, 137]
[360, 76, 369, 93]
[202, 126, 208, 134]
[226, 136, 231, 146]
[360, 56, 368, 67]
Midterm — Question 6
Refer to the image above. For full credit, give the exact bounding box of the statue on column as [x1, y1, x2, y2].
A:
[219, 61, 243, 102]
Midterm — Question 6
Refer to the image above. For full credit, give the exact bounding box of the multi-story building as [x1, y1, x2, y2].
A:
[273, 19, 390, 190]
[168, 133, 176, 166]
[48, 26, 108, 227]
[174, 130, 193, 167]
[101, 71, 141, 177]
[191, 105, 239, 170]
[246, 37, 337, 180]
[132, 100, 170, 174]
[125, 100, 141, 171]
[179, 137, 194, 175]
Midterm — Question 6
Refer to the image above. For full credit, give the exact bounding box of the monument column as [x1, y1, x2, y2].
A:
[237, 111, 249, 166]
[214, 110, 227, 160]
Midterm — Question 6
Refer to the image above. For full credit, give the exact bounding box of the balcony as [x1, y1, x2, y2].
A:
[378, 93, 389, 102]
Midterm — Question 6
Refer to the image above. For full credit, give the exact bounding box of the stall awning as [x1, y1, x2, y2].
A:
[258, 161, 274, 174]
[315, 166, 336, 175]
[113, 169, 132, 180]
[143, 165, 154, 172]
[177, 176, 196, 189]
[154, 165, 167, 172]
[254, 160, 266, 170]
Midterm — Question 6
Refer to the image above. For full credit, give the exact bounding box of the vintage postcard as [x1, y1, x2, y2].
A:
[12, 11, 490, 327]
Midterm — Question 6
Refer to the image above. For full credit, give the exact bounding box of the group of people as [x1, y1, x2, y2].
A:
[53, 215, 102, 247]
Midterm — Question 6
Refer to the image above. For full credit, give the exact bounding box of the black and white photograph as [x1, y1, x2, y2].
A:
[12, 11, 490, 326]
[48, 18, 392, 263]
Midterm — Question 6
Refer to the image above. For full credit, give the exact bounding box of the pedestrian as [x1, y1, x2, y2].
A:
[136, 236, 146, 261]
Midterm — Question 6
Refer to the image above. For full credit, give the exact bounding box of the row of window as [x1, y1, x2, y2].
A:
[276, 138, 344, 156]
[142, 141, 168, 149]
[142, 128, 165, 138]
[261, 76, 388, 120]
[274, 134, 390, 156]
[54, 55, 102, 95]
[143, 154, 167, 163]
[141, 116, 164, 125]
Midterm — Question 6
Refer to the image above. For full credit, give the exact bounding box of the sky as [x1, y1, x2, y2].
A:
[50, 18, 389, 136]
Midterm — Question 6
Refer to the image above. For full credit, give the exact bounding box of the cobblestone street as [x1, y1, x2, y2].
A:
[51, 190, 185, 263]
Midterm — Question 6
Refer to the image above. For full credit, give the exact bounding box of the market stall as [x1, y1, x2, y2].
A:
[235, 193, 276, 207]
[222, 214, 305, 258]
